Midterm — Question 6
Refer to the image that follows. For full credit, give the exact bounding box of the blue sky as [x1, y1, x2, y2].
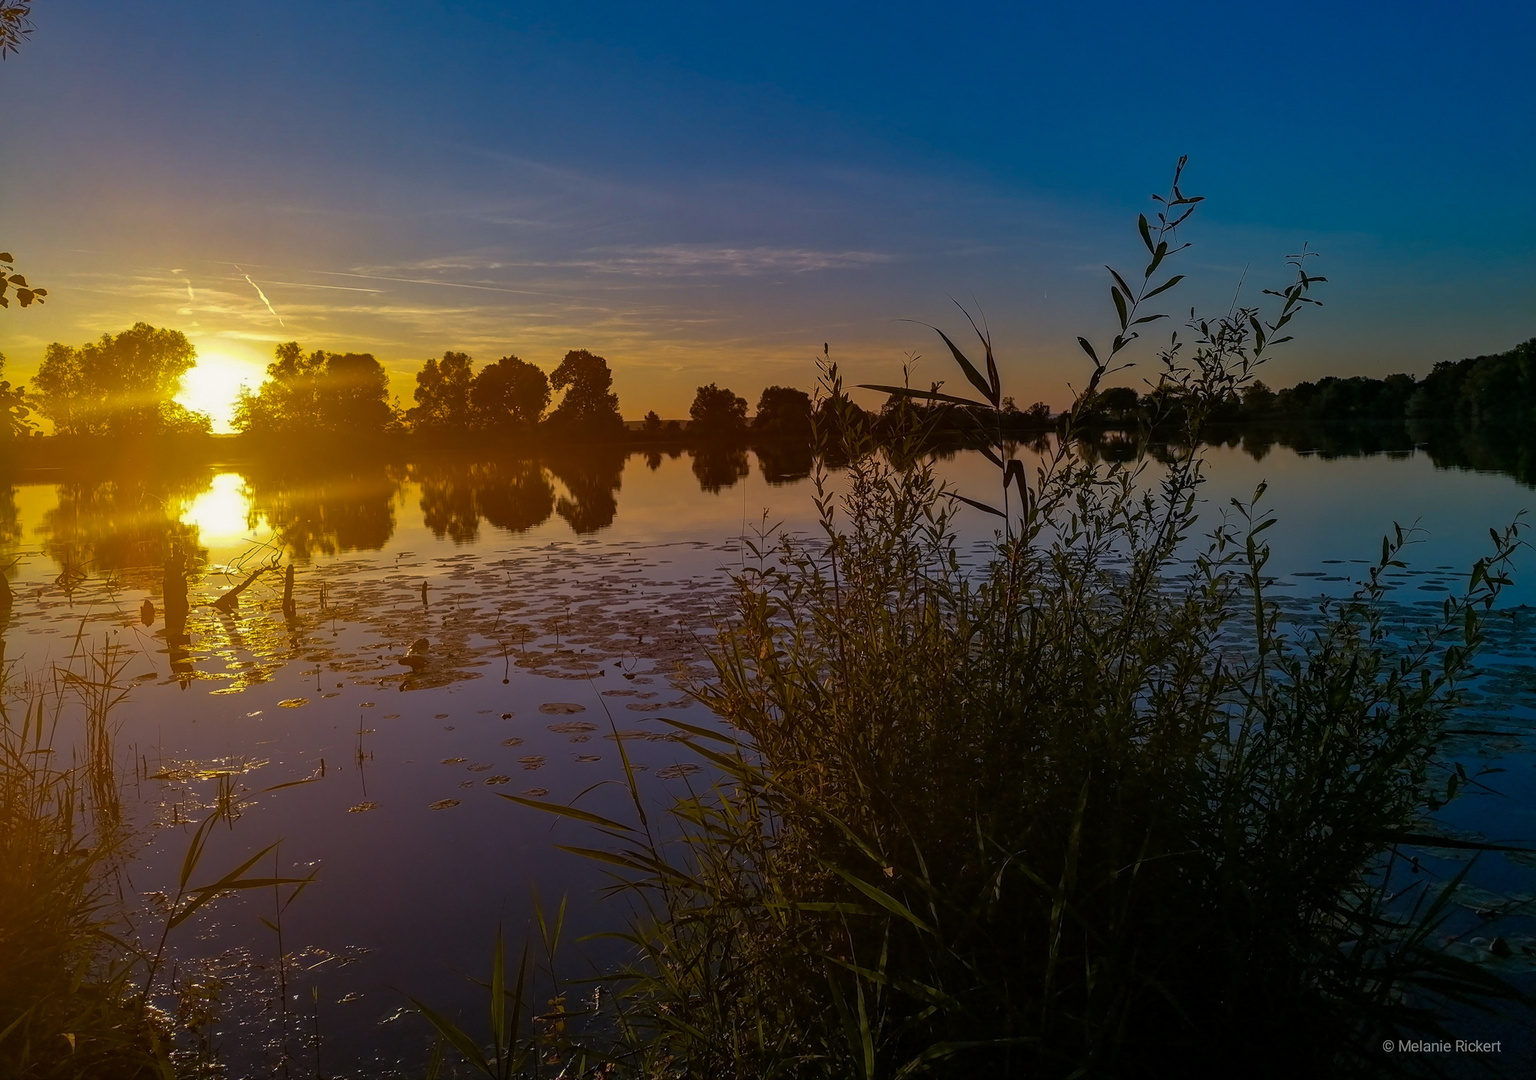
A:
[2, 0, 1532, 423]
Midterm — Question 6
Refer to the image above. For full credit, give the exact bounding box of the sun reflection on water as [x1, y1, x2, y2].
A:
[179, 472, 270, 551]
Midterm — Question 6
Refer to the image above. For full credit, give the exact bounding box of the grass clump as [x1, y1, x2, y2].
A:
[469, 163, 1529, 1079]
[0, 655, 167, 1078]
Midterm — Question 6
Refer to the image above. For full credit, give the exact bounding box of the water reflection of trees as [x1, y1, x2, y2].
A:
[691, 446, 749, 494]
[0, 487, 20, 577]
[547, 449, 625, 533]
[413, 459, 556, 544]
[241, 462, 401, 560]
[37, 470, 209, 583]
[755, 442, 813, 485]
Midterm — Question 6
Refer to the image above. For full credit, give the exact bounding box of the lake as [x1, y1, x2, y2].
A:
[6, 437, 1536, 1074]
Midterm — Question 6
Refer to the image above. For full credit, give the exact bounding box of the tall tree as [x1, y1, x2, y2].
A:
[234, 342, 395, 438]
[408, 351, 476, 433]
[752, 385, 812, 439]
[34, 323, 209, 436]
[689, 383, 748, 438]
[546, 349, 623, 436]
[471, 355, 549, 433]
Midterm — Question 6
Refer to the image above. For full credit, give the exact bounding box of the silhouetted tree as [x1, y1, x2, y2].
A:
[642, 410, 663, 435]
[408, 351, 475, 433]
[34, 323, 210, 437]
[546, 349, 623, 437]
[753, 385, 813, 440]
[1092, 386, 1140, 423]
[1021, 401, 1053, 427]
[471, 355, 549, 433]
[234, 342, 396, 438]
[689, 383, 747, 438]
[1240, 380, 1277, 418]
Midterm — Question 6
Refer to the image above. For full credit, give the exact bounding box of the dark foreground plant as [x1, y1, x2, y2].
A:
[469, 163, 1529, 1079]
[0, 639, 314, 1079]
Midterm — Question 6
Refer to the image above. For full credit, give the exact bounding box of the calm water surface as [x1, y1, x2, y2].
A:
[6, 443, 1535, 1072]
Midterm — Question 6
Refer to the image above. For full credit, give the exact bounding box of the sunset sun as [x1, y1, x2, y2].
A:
[177, 349, 268, 432]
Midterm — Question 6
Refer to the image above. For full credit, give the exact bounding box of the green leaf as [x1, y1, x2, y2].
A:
[1106, 266, 1136, 303]
[495, 793, 632, 832]
[833, 868, 933, 932]
[932, 327, 995, 402]
[1143, 274, 1184, 299]
[857, 384, 988, 409]
[944, 492, 1005, 517]
[410, 998, 491, 1074]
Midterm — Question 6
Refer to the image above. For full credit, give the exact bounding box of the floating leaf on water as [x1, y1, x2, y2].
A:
[656, 763, 702, 780]
[428, 799, 460, 811]
[278, 698, 309, 708]
[501, 712, 513, 719]
[522, 788, 550, 797]
[466, 763, 493, 772]
[135, 672, 158, 681]
[501, 737, 524, 747]
[539, 702, 586, 715]
[547, 721, 598, 734]
[575, 755, 602, 763]
[360, 702, 375, 708]
[348, 802, 378, 813]
[485, 775, 511, 785]
[440, 757, 466, 765]
[518, 756, 546, 770]
[337, 992, 363, 1004]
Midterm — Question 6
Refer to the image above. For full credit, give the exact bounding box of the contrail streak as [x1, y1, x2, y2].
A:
[235, 264, 284, 326]
[170, 268, 195, 302]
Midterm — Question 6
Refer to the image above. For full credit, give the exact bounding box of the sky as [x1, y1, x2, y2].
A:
[1, 0, 1532, 429]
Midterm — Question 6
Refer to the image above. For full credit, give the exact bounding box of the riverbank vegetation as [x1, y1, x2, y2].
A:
[447, 165, 1532, 1079]
[0, 641, 316, 1078]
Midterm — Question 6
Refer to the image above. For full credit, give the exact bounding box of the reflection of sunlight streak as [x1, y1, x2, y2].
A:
[235, 266, 284, 327]
[181, 474, 269, 547]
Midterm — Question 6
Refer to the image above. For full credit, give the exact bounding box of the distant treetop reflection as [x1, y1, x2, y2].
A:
[14, 427, 1536, 586]
[413, 459, 556, 544]
[38, 467, 208, 586]
[240, 460, 401, 561]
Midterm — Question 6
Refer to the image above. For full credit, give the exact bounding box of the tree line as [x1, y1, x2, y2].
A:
[1079, 337, 1536, 432]
[0, 323, 830, 444]
[5, 322, 1530, 444]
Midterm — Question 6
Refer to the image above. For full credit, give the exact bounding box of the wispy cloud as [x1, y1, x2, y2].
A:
[574, 245, 893, 277]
